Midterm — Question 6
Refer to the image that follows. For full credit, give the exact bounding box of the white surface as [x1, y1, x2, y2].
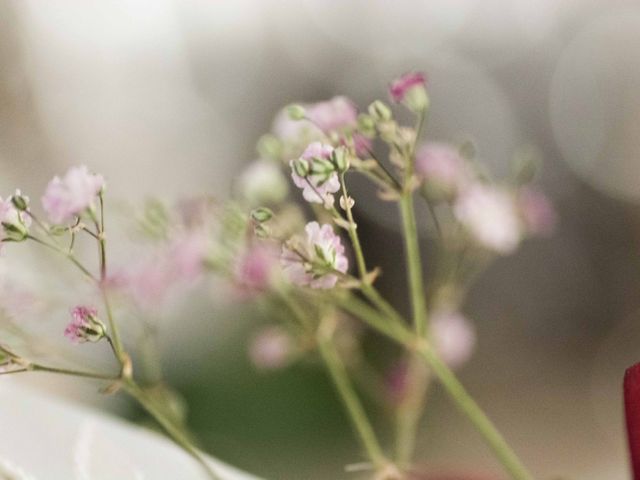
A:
[0, 379, 261, 480]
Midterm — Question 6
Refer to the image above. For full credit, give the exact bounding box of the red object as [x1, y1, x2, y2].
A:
[625, 362, 640, 479]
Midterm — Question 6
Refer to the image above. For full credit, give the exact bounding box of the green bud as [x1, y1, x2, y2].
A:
[257, 134, 283, 160]
[254, 223, 271, 239]
[357, 114, 376, 138]
[310, 157, 335, 175]
[49, 225, 68, 236]
[331, 146, 350, 173]
[286, 104, 306, 121]
[2, 222, 27, 242]
[11, 193, 28, 212]
[251, 207, 274, 223]
[293, 158, 310, 178]
[403, 86, 429, 113]
[368, 100, 392, 121]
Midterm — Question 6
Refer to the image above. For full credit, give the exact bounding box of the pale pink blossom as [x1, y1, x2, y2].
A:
[431, 309, 476, 369]
[42, 166, 105, 224]
[281, 221, 348, 289]
[416, 143, 470, 196]
[118, 232, 208, 309]
[272, 108, 323, 143]
[168, 232, 209, 282]
[248, 326, 293, 370]
[389, 72, 426, 103]
[64, 306, 105, 343]
[518, 187, 557, 236]
[343, 133, 372, 157]
[234, 243, 279, 293]
[385, 359, 411, 405]
[306, 96, 358, 132]
[454, 185, 522, 254]
[290, 142, 340, 206]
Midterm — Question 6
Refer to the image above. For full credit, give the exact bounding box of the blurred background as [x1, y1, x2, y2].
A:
[1, 1, 640, 479]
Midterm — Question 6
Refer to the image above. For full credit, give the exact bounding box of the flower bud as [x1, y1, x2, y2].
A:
[286, 104, 306, 121]
[256, 134, 283, 160]
[292, 157, 310, 178]
[251, 207, 274, 223]
[65, 306, 107, 344]
[404, 85, 430, 113]
[331, 146, 350, 173]
[10, 190, 29, 212]
[2, 221, 28, 242]
[357, 114, 376, 138]
[368, 100, 392, 122]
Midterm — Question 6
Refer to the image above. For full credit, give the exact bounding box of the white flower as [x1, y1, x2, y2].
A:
[454, 184, 522, 254]
[281, 221, 348, 289]
[290, 142, 340, 206]
[431, 309, 476, 369]
[237, 159, 288, 206]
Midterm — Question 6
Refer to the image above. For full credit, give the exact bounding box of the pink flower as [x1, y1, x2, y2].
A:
[118, 232, 208, 310]
[342, 133, 372, 157]
[306, 96, 358, 132]
[168, 232, 208, 282]
[42, 166, 105, 224]
[234, 244, 279, 294]
[290, 142, 340, 206]
[248, 326, 293, 370]
[416, 143, 470, 197]
[281, 221, 348, 289]
[64, 306, 106, 343]
[518, 187, 557, 236]
[431, 309, 476, 369]
[389, 72, 427, 103]
[454, 185, 522, 254]
[385, 359, 411, 405]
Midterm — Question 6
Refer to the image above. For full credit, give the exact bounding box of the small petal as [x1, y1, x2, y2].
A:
[42, 166, 105, 224]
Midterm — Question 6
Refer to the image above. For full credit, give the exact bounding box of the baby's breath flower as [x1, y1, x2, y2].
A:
[454, 184, 522, 254]
[237, 159, 288, 206]
[64, 306, 106, 344]
[234, 243, 280, 294]
[248, 326, 294, 370]
[281, 221, 348, 289]
[517, 187, 557, 236]
[389, 71, 429, 112]
[42, 166, 105, 224]
[416, 142, 471, 199]
[290, 142, 341, 206]
[431, 309, 476, 369]
[306, 96, 358, 133]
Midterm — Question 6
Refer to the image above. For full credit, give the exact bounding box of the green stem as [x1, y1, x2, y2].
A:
[338, 173, 367, 279]
[124, 381, 222, 480]
[317, 318, 388, 469]
[336, 290, 533, 480]
[398, 193, 427, 337]
[416, 342, 534, 480]
[27, 235, 97, 281]
[394, 354, 431, 467]
[30, 363, 119, 381]
[334, 292, 411, 345]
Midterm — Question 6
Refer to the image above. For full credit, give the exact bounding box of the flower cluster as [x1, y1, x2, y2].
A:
[0, 71, 557, 480]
